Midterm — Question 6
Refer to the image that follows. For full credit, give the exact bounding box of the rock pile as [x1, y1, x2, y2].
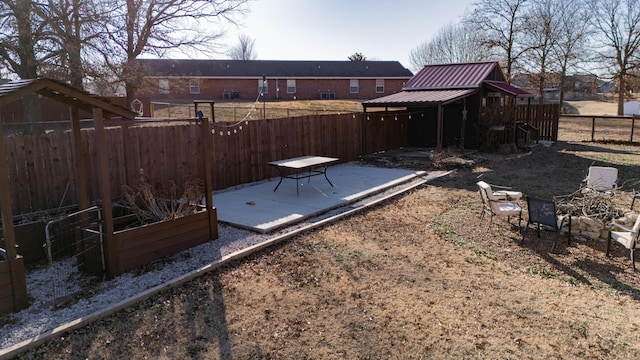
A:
[561, 211, 637, 242]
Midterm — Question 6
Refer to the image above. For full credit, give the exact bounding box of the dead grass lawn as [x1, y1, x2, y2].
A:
[16, 137, 640, 359]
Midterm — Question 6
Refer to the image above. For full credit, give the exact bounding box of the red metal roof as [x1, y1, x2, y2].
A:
[362, 89, 478, 107]
[484, 80, 533, 97]
[403, 62, 501, 90]
[363, 62, 531, 108]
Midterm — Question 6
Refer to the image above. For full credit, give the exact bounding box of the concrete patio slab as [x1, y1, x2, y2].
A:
[213, 162, 439, 233]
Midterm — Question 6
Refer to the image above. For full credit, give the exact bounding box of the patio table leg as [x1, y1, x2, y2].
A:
[273, 168, 284, 192]
[323, 165, 334, 187]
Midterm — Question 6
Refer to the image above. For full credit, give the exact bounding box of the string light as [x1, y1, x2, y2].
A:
[211, 91, 263, 134]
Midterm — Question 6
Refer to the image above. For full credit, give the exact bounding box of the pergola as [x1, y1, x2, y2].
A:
[0, 78, 215, 313]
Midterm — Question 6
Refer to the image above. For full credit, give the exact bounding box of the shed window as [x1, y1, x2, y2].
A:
[287, 79, 296, 94]
[259, 79, 268, 94]
[159, 79, 169, 94]
[376, 79, 384, 93]
[189, 79, 200, 94]
[350, 79, 359, 93]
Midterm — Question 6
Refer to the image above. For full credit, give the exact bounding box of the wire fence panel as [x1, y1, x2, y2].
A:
[560, 115, 640, 143]
[45, 206, 104, 308]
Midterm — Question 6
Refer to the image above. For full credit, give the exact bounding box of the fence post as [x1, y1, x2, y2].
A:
[591, 117, 595, 142]
[632, 117, 636, 143]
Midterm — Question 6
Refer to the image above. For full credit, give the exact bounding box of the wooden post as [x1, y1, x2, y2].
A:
[591, 117, 596, 142]
[631, 117, 636, 143]
[0, 115, 16, 259]
[70, 108, 90, 270]
[460, 98, 467, 151]
[362, 109, 368, 155]
[0, 113, 27, 312]
[71, 108, 89, 212]
[202, 117, 218, 240]
[437, 104, 443, 151]
[93, 108, 116, 276]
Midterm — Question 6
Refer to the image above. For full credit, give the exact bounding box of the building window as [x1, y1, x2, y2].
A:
[159, 79, 169, 94]
[376, 79, 384, 93]
[287, 79, 296, 94]
[259, 79, 268, 94]
[350, 79, 359, 93]
[189, 79, 200, 94]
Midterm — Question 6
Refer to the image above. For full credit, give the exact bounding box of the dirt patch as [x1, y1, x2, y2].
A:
[17, 141, 640, 359]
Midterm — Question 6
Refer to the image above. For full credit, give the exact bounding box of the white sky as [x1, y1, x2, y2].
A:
[222, 0, 475, 71]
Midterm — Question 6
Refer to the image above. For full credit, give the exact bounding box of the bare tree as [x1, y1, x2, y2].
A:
[465, 0, 530, 82]
[97, 0, 249, 105]
[348, 52, 367, 61]
[0, 0, 46, 126]
[227, 33, 257, 60]
[520, 0, 561, 105]
[409, 21, 492, 70]
[0, 0, 41, 79]
[553, 0, 593, 109]
[33, 0, 108, 89]
[589, 0, 640, 115]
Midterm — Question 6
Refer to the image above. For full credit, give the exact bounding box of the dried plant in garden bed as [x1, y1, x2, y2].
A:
[122, 169, 204, 224]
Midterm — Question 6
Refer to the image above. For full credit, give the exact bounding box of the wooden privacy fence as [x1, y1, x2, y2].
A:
[3, 103, 555, 215]
[4, 113, 377, 214]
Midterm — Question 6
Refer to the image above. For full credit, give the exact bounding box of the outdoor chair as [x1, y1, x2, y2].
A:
[484, 182, 523, 201]
[583, 166, 618, 193]
[477, 181, 522, 231]
[631, 189, 640, 210]
[521, 197, 571, 253]
[607, 214, 640, 271]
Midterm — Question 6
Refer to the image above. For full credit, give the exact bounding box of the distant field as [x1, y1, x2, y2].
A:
[151, 100, 364, 122]
[561, 100, 640, 143]
[566, 100, 618, 115]
[152, 99, 620, 121]
[150, 98, 640, 143]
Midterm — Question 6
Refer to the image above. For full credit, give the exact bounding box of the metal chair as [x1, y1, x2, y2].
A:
[485, 183, 523, 201]
[477, 181, 522, 231]
[521, 197, 571, 253]
[584, 166, 618, 192]
[631, 190, 640, 210]
[607, 214, 640, 271]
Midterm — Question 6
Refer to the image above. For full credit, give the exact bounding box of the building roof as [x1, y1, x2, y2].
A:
[363, 61, 532, 108]
[403, 61, 503, 90]
[361, 89, 478, 107]
[484, 80, 533, 97]
[138, 59, 414, 79]
[0, 78, 137, 119]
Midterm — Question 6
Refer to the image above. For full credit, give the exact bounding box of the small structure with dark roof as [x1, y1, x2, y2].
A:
[363, 61, 534, 150]
[136, 59, 413, 116]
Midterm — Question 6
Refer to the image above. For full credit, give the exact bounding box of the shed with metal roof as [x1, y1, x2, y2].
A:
[363, 61, 533, 150]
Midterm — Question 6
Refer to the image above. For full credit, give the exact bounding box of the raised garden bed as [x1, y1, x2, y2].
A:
[106, 207, 217, 276]
[0, 255, 27, 314]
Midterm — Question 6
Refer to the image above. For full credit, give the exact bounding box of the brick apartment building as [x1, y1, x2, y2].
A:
[135, 59, 413, 116]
